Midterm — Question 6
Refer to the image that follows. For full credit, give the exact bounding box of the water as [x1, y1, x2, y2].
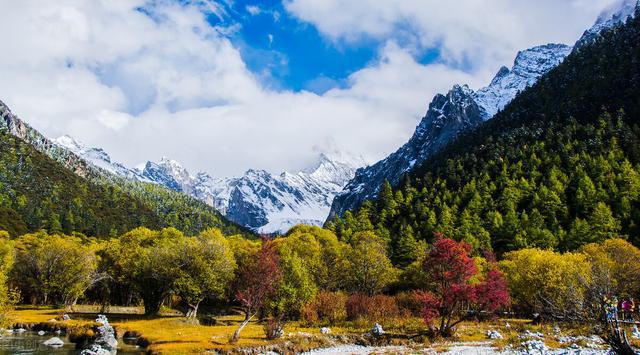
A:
[0, 331, 142, 354]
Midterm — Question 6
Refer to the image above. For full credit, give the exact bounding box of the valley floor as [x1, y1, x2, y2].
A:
[6, 306, 640, 354]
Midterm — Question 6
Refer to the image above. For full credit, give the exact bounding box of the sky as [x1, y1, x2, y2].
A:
[0, 0, 623, 177]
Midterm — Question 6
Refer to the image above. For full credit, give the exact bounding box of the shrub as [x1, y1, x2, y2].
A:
[264, 318, 284, 340]
[315, 291, 347, 323]
[395, 291, 423, 317]
[346, 293, 399, 321]
[301, 291, 347, 325]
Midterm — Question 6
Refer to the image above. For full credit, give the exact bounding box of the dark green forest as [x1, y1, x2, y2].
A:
[0, 131, 250, 238]
[328, 10, 640, 261]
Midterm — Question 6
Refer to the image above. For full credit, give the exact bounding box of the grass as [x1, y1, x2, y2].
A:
[9, 306, 335, 354]
[9, 306, 638, 353]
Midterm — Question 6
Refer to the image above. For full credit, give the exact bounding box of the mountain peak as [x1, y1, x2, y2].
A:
[474, 43, 572, 118]
[576, 0, 638, 48]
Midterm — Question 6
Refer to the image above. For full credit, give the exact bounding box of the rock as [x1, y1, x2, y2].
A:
[519, 330, 544, 339]
[92, 315, 118, 351]
[80, 344, 111, 355]
[62, 314, 71, 321]
[632, 325, 640, 339]
[14, 328, 26, 333]
[505, 322, 511, 328]
[553, 325, 561, 334]
[487, 330, 503, 339]
[320, 327, 331, 334]
[37, 330, 45, 336]
[370, 323, 384, 337]
[520, 339, 548, 353]
[43, 337, 65, 347]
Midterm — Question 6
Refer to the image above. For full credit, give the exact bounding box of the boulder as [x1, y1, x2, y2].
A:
[80, 344, 111, 355]
[486, 330, 503, 339]
[43, 337, 65, 347]
[320, 327, 331, 334]
[37, 330, 45, 336]
[370, 323, 384, 337]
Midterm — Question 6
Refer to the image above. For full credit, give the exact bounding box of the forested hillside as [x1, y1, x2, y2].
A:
[0, 130, 250, 238]
[328, 10, 640, 259]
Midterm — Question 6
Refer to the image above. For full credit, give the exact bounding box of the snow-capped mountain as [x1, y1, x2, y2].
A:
[575, 0, 638, 48]
[137, 153, 366, 234]
[328, 1, 637, 220]
[474, 44, 572, 118]
[328, 44, 571, 219]
[54, 134, 366, 234]
[55, 135, 146, 181]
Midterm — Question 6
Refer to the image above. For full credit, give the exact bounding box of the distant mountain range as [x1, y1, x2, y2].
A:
[0, 101, 250, 238]
[55, 135, 366, 234]
[328, 0, 639, 220]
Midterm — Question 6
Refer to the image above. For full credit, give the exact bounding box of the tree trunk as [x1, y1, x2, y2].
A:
[143, 296, 164, 316]
[231, 312, 254, 343]
[186, 301, 201, 319]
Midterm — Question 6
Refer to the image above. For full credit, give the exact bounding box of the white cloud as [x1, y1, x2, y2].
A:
[246, 5, 261, 15]
[284, 0, 619, 70]
[0, 0, 618, 177]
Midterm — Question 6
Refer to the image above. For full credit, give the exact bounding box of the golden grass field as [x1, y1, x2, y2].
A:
[8, 306, 640, 354]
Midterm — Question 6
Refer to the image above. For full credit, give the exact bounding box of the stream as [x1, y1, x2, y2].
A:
[0, 331, 142, 354]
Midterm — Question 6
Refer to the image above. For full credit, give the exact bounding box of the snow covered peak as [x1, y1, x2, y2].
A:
[305, 152, 368, 186]
[576, 0, 638, 47]
[474, 43, 572, 118]
[53, 135, 141, 179]
[55, 135, 110, 163]
[55, 135, 84, 152]
[53, 136, 365, 234]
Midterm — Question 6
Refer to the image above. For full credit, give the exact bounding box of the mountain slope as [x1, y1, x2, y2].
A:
[329, 1, 637, 221]
[0, 129, 159, 237]
[329, 43, 572, 220]
[0, 102, 251, 238]
[329, 7, 640, 257]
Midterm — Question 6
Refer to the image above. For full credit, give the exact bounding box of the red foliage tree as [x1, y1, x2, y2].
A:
[419, 236, 507, 337]
[231, 239, 282, 343]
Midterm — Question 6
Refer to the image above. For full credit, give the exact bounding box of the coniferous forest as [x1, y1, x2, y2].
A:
[329, 12, 640, 258]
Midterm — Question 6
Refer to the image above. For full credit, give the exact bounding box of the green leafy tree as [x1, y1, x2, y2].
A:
[345, 232, 397, 295]
[173, 229, 236, 318]
[11, 232, 99, 307]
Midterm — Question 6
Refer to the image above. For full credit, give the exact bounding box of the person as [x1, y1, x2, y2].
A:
[622, 298, 634, 321]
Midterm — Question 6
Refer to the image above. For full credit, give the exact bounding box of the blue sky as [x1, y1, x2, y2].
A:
[205, 0, 441, 94]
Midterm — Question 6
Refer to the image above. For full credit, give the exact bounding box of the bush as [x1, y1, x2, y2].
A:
[395, 291, 423, 317]
[346, 293, 399, 321]
[301, 291, 347, 325]
[264, 318, 284, 340]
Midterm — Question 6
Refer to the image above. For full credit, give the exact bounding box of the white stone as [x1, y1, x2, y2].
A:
[43, 337, 65, 347]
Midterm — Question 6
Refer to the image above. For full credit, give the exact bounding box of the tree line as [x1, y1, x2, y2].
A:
[0, 226, 637, 341]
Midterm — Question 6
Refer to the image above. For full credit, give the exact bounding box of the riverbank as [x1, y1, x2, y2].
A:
[6, 306, 640, 354]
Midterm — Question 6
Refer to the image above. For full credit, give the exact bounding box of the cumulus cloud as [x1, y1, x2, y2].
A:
[0, 0, 617, 176]
[284, 0, 619, 70]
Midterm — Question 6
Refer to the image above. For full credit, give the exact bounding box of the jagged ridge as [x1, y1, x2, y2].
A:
[328, 1, 637, 221]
